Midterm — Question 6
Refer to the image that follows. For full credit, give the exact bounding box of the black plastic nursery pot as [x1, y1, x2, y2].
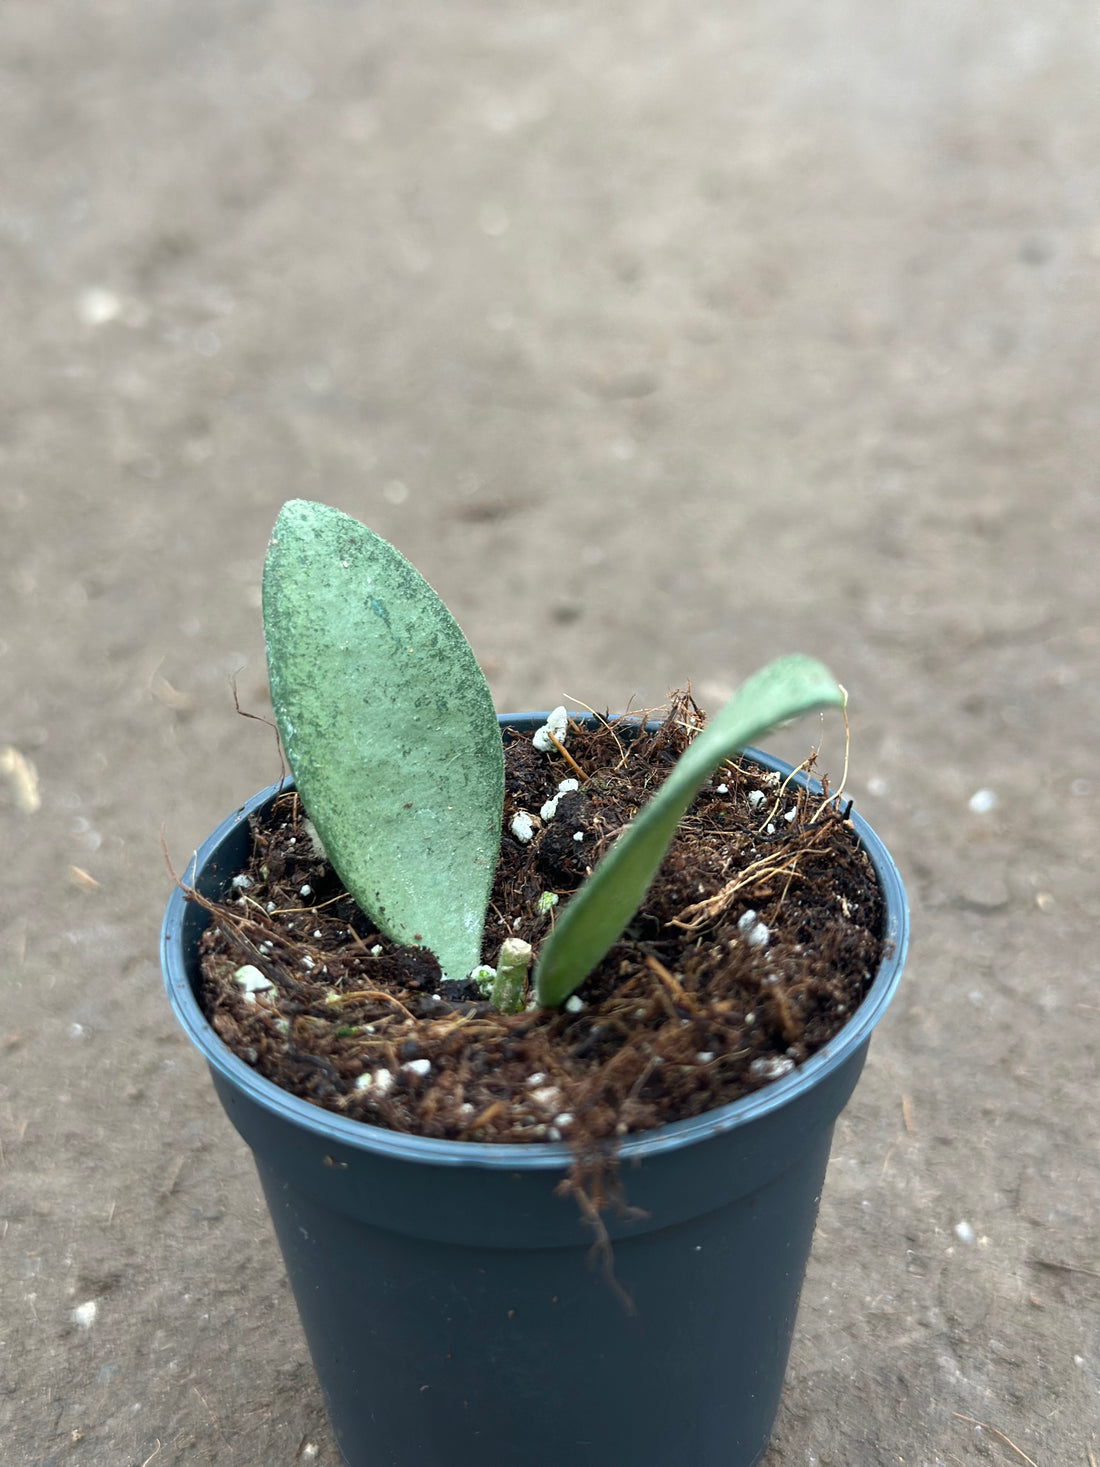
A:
[161, 715, 908, 1467]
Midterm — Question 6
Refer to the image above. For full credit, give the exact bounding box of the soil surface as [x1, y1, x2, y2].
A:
[2, 3, 1098, 1465]
[197, 709, 882, 1154]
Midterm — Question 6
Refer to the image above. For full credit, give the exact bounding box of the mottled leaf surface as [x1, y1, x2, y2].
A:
[534, 655, 844, 1007]
[263, 500, 503, 979]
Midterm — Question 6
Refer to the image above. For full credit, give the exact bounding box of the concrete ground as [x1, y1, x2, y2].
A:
[2, 2, 1098, 1463]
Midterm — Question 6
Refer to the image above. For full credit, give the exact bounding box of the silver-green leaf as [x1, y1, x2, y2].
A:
[263, 500, 504, 979]
[533, 655, 845, 1007]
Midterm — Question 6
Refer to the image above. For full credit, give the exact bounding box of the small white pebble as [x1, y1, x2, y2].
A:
[744, 1011, 756, 1026]
[968, 788, 998, 814]
[402, 1058, 432, 1078]
[233, 965, 273, 995]
[564, 995, 584, 1013]
[530, 1086, 563, 1108]
[764, 772, 780, 787]
[511, 810, 536, 843]
[748, 789, 766, 809]
[526, 1072, 547, 1087]
[370, 944, 383, 956]
[746, 921, 771, 949]
[301, 955, 315, 971]
[430, 993, 442, 1003]
[553, 1112, 574, 1128]
[557, 778, 579, 794]
[572, 830, 585, 842]
[716, 784, 729, 795]
[738, 910, 759, 932]
[954, 1220, 975, 1245]
[547, 1127, 563, 1142]
[71, 1300, 97, 1329]
[766, 822, 776, 835]
[533, 706, 569, 752]
[313, 929, 323, 939]
[266, 901, 276, 913]
[77, 286, 120, 326]
[540, 797, 560, 820]
[750, 1055, 795, 1081]
[695, 1051, 715, 1063]
[783, 808, 797, 823]
[357, 1068, 396, 1094]
[231, 874, 253, 889]
[299, 884, 312, 897]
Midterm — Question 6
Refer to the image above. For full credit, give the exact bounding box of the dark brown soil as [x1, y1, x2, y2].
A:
[196, 699, 884, 1151]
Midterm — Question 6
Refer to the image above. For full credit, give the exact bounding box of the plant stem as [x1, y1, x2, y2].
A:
[490, 938, 532, 1014]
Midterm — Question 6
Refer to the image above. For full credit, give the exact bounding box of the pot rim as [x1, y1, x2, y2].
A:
[162, 716, 908, 1171]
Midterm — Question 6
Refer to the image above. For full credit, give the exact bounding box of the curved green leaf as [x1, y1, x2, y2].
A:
[533, 655, 844, 1007]
[263, 500, 504, 979]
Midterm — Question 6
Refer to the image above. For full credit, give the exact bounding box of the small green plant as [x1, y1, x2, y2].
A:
[263, 500, 845, 1009]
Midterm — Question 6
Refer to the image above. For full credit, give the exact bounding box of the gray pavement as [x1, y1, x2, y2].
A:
[2, 3, 1098, 1463]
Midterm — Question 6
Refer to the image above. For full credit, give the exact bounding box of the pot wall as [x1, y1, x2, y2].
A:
[162, 717, 908, 1467]
[253, 1122, 836, 1467]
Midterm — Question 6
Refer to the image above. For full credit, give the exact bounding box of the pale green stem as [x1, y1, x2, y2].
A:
[491, 938, 533, 1014]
